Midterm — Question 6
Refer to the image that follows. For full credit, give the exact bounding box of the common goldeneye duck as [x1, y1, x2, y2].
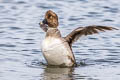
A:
[39, 10, 118, 67]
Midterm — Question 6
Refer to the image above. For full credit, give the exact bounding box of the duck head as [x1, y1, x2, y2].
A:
[41, 10, 59, 28]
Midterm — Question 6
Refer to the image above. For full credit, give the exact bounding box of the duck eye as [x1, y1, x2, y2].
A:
[48, 15, 53, 19]
[48, 15, 51, 18]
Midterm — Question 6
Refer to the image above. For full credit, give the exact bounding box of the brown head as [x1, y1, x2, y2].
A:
[42, 10, 59, 28]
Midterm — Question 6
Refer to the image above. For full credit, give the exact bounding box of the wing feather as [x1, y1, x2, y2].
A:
[65, 25, 118, 46]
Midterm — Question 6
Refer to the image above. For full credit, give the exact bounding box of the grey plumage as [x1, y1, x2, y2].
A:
[65, 25, 118, 46]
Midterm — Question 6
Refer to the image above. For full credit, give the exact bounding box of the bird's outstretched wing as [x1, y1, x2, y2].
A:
[65, 25, 118, 46]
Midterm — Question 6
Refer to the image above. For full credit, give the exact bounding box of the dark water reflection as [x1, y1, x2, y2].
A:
[43, 67, 74, 80]
[0, 0, 120, 80]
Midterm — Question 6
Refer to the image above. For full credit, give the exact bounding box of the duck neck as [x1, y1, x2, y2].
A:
[46, 27, 61, 38]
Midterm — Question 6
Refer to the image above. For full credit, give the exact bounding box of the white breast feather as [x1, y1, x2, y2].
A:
[41, 37, 74, 66]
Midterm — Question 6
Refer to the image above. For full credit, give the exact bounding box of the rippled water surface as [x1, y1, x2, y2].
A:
[0, 0, 120, 80]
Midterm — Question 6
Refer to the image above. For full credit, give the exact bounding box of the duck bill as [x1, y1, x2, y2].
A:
[39, 19, 48, 26]
[39, 20, 48, 32]
[39, 21, 47, 27]
[42, 19, 48, 24]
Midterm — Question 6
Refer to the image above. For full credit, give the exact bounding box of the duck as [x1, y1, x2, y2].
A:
[39, 10, 117, 67]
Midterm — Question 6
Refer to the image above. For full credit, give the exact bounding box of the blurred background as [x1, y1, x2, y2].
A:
[0, 0, 120, 80]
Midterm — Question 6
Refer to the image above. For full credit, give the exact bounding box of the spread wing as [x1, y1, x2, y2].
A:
[65, 25, 118, 46]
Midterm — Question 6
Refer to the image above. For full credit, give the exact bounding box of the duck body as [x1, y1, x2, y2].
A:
[41, 28, 75, 67]
[39, 10, 117, 67]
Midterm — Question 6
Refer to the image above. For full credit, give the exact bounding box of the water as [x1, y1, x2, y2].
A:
[0, 0, 120, 80]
